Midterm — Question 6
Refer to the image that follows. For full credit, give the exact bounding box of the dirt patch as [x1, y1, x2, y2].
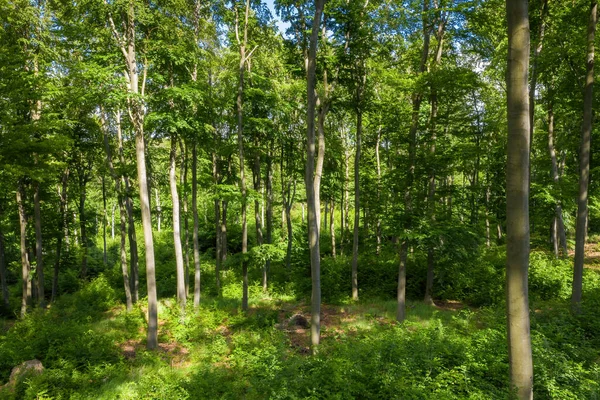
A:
[568, 242, 600, 269]
[118, 338, 190, 367]
[434, 300, 468, 311]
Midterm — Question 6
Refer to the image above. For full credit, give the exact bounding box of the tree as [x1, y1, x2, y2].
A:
[306, 0, 326, 353]
[572, 1, 597, 309]
[505, 0, 533, 397]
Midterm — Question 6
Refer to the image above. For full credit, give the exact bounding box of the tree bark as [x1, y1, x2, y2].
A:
[306, 0, 325, 354]
[265, 149, 274, 291]
[33, 182, 45, 308]
[398, 0, 430, 322]
[573, 1, 597, 309]
[115, 111, 139, 303]
[253, 151, 265, 291]
[180, 140, 190, 299]
[17, 182, 31, 317]
[102, 175, 108, 266]
[53, 168, 69, 302]
[170, 134, 186, 312]
[547, 104, 567, 257]
[236, 0, 251, 312]
[78, 173, 88, 279]
[506, 0, 534, 397]
[351, 110, 362, 301]
[330, 200, 336, 258]
[193, 140, 202, 308]
[0, 228, 9, 309]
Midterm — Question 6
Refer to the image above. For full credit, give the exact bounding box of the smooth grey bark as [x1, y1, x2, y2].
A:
[506, 0, 534, 397]
[398, 0, 430, 322]
[547, 104, 567, 257]
[265, 150, 274, 291]
[169, 134, 186, 312]
[235, 0, 251, 311]
[252, 151, 265, 291]
[375, 128, 382, 255]
[17, 182, 31, 317]
[114, 111, 139, 303]
[52, 168, 69, 302]
[193, 140, 201, 308]
[101, 113, 133, 311]
[573, 1, 597, 309]
[0, 228, 9, 308]
[78, 171, 88, 278]
[351, 110, 362, 301]
[102, 175, 108, 266]
[33, 182, 45, 308]
[424, 14, 446, 306]
[306, 0, 325, 354]
[330, 200, 336, 258]
[180, 140, 190, 299]
[108, 0, 158, 348]
[528, 0, 548, 156]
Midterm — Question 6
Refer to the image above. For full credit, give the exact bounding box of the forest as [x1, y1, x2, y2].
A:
[1, 0, 600, 398]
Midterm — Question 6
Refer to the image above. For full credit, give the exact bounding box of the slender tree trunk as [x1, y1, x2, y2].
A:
[155, 189, 162, 233]
[265, 150, 274, 291]
[79, 176, 88, 279]
[181, 141, 190, 299]
[573, 1, 597, 309]
[528, 0, 548, 156]
[253, 152, 265, 291]
[506, 0, 534, 397]
[306, 0, 325, 354]
[547, 104, 567, 257]
[17, 182, 31, 317]
[330, 200, 336, 258]
[0, 229, 9, 309]
[352, 110, 362, 301]
[236, 0, 251, 311]
[193, 140, 202, 308]
[375, 127, 382, 255]
[398, 0, 430, 322]
[115, 111, 139, 303]
[221, 200, 228, 263]
[53, 168, 69, 302]
[170, 134, 186, 312]
[119, 196, 133, 311]
[33, 182, 45, 308]
[102, 175, 108, 266]
[111, 202, 116, 240]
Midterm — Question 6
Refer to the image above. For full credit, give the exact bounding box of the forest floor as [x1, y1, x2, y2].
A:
[1, 252, 600, 399]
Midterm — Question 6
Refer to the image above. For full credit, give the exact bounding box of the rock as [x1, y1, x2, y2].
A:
[289, 314, 309, 329]
[8, 359, 44, 384]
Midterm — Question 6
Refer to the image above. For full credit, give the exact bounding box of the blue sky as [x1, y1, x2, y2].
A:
[264, 0, 291, 35]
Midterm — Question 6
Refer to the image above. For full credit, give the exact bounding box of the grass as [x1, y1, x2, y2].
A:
[1, 248, 600, 399]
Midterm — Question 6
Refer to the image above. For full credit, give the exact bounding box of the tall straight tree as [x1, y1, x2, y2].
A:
[572, 1, 597, 309]
[107, 0, 158, 349]
[505, 0, 533, 398]
[306, 0, 325, 354]
[169, 133, 186, 313]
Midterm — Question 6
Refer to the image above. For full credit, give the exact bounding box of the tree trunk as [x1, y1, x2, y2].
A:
[351, 110, 362, 301]
[506, 0, 534, 397]
[330, 200, 336, 258]
[375, 127, 382, 255]
[33, 182, 45, 308]
[528, 0, 548, 156]
[78, 176, 88, 279]
[193, 140, 202, 308]
[306, 0, 325, 354]
[17, 182, 31, 317]
[102, 175, 108, 266]
[253, 151, 265, 291]
[53, 168, 69, 302]
[573, 1, 597, 309]
[236, 0, 251, 312]
[170, 134, 186, 312]
[0, 229, 9, 308]
[221, 200, 228, 263]
[547, 104, 567, 257]
[155, 189, 161, 233]
[265, 150, 274, 291]
[180, 140, 190, 298]
[115, 111, 139, 303]
[398, 0, 430, 322]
